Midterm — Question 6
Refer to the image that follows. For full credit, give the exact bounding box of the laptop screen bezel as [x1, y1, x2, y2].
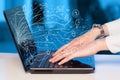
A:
[3, 7, 30, 72]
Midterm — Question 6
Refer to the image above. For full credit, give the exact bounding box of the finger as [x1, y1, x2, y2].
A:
[51, 46, 78, 63]
[58, 54, 74, 65]
[49, 52, 64, 63]
[50, 51, 70, 63]
[52, 43, 70, 56]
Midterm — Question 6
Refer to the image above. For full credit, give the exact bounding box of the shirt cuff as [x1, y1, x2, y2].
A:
[106, 35, 120, 53]
[105, 19, 120, 36]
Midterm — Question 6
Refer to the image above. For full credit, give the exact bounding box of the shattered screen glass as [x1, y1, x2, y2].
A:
[4, 0, 95, 69]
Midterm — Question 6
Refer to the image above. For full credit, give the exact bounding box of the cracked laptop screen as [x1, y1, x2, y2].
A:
[4, 0, 95, 69]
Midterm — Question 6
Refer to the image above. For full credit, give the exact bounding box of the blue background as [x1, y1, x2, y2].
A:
[0, 0, 120, 54]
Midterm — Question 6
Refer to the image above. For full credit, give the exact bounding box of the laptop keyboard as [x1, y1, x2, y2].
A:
[31, 51, 94, 68]
[32, 52, 71, 68]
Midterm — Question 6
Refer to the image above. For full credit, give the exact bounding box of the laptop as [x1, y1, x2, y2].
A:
[4, 6, 95, 74]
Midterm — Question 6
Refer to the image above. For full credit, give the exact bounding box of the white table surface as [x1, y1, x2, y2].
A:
[0, 53, 120, 80]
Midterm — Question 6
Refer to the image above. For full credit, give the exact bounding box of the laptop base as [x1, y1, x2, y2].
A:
[29, 68, 95, 74]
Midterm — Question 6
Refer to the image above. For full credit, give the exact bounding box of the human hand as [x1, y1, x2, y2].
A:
[52, 28, 100, 57]
[49, 41, 98, 65]
[49, 38, 108, 65]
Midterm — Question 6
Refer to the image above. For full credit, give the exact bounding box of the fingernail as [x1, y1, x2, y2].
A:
[49, 59, 52, 62]
[58, 63, 61, 65]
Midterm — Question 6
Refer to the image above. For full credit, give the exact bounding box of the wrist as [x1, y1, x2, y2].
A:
[102, 24, 109, 36]
[91, 24, 109, 39]
[89, 28, 101, 39]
